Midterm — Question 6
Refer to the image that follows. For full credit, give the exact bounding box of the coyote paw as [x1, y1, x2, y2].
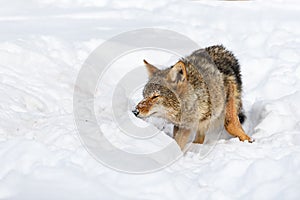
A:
[239, 135, 253, 143]
[248, 138, 255, 143]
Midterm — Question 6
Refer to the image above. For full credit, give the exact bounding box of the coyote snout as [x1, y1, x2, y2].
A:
[133, 91, 168, 119]
[133, 97, 156, 118]
[132, 109, 139, 117]
[133, 45, 252, 150]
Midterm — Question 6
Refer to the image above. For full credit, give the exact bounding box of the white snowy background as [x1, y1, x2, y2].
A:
[1, 0, 300, 199]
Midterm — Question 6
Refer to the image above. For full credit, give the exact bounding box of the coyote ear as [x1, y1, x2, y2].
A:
[168, 61, 187, 83]
[144, 59, 159, 78]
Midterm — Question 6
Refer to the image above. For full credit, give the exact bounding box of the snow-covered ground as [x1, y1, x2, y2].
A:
[1, 0, 300, 199]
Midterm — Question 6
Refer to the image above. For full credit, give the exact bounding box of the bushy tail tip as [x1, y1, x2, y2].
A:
[238, 112, 246, 124]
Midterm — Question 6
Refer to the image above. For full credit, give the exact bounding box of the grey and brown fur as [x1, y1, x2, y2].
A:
[133, 45, 252, 150]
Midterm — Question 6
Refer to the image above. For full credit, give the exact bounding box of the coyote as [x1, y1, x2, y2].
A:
[132, 45, 252, 150]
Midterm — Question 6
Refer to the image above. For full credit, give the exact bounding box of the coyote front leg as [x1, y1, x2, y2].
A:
[173, 126, 191, 150]
[193, 129, 205, 144]
[193, 121, 209, 144]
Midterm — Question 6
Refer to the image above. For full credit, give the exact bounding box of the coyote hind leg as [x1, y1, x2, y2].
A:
[224, 81, 252, 142]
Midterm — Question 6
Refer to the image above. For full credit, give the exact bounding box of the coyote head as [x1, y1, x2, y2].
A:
[132, 59, 188, 124]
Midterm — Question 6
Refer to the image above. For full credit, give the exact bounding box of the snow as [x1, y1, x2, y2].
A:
[1, 0, 300, 199]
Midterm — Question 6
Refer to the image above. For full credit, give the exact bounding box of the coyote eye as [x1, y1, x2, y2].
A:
[152, 95, 159, 99]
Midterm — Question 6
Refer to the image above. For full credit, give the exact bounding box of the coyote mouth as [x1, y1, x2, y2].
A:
[149, 111, 157, 117]
[136, 111, 158, 119]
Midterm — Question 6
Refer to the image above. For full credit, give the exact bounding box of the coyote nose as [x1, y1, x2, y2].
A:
[132, 109, 139, 116]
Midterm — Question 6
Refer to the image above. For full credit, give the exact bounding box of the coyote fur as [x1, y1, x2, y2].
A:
[132, 45, 252, 150]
